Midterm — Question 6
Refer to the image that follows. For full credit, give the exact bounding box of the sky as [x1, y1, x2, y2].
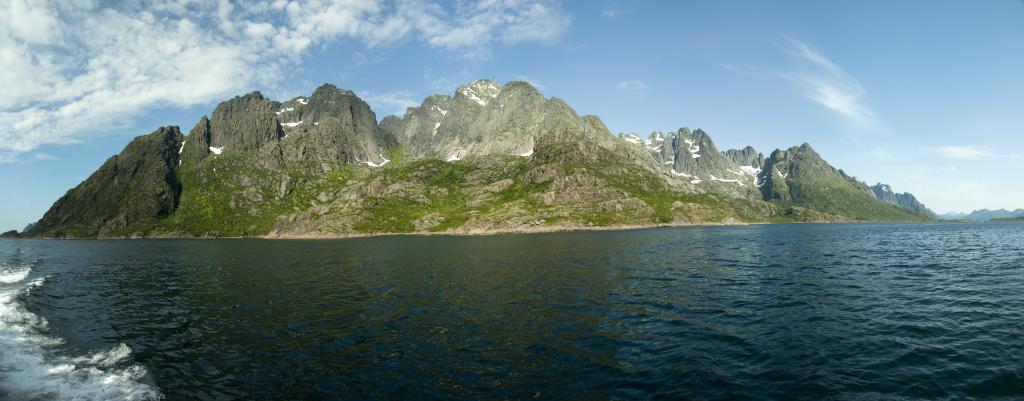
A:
[1, 0, 1023, 231]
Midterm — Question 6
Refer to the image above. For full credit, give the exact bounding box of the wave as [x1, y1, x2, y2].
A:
[0, 274, 162, 400]
[0, 263, 31, 284]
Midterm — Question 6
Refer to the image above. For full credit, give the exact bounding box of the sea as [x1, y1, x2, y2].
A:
[1, 222, 1022, 400]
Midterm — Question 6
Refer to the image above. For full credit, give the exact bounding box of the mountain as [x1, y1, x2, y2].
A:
[940, 209, 1024, 221]
[381, 79, 617, 161]
[21, 79, 933, 239]
[29, 127, 184, 238]
[724, 146, 765, 169]
[870, 183, 935, 217]
[619, 129, 762, 199]
[181, 85, 396, 169]
[756, 144, 933, 221]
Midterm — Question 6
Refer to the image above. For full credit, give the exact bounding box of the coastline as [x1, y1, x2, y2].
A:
[263, 220, 750, 240]
[6, 218, 955, 240]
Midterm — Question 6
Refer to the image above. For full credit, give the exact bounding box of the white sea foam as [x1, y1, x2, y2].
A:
[0, 265, 30, 284]
[0, 273, 161, 400]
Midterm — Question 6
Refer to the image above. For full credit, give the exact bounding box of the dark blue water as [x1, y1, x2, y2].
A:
[1, 222, 1023, 400]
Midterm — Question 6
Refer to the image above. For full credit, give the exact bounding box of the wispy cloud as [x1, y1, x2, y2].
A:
[601, 1, 628, 19]
[780, 38, 875, 126]
[0, 0, 571, 162]
[358, 90, 421, 117]
[720, 63, 746, 75]
[617, 80, 648, 91]
[931, 145, 1019, 160]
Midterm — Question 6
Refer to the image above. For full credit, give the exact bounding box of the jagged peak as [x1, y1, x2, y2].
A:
[311, 83, 356, 98]
[504, 80, 540, 93]
[456, 79, 503, 106]
[154, 125, 181, 135]
[241, 91, 265, 100]
[213, 91, 268, 112]
[772, 142, 820, 159]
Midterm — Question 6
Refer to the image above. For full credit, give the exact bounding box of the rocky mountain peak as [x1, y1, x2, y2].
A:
[28, 126, 184, 238]
[615, 127, 762, 197]
[382, 78, 613, 160]
[724, 146, 764, 169]
[311, 83, 354, 97]
[456, 79, 503, 106]
[184, 91, 281, 157]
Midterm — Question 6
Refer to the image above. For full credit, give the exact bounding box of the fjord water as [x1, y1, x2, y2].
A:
[1, 223, 1023, 400]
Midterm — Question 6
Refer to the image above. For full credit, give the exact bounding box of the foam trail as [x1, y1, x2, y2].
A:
[0, 271, 162, 400]
[0, 263, 30, 284]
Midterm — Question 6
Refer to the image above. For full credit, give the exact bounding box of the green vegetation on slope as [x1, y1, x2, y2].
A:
[785, 174, 932, 222]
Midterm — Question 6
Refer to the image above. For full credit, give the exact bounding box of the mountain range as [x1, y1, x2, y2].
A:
[938, 209, 1024, 221]
[17, 79, 935, 239]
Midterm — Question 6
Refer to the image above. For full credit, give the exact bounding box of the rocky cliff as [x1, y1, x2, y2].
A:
[30, 127, 184, 238]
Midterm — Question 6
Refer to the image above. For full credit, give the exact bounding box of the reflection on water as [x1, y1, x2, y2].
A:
[2, 222, 1023, 400]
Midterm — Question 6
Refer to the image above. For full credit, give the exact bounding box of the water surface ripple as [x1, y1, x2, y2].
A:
[1, 222, 1022, 400]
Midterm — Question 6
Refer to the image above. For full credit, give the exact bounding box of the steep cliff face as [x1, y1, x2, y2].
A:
[619, 128, 763, 199]
[381, 80, 617, 161]
[724, 146, 765, 169]
[180, 92, 282, 162]
[274, 84, 396, 168]
[28, 127, 184, 238]
[180, 85, 395, 170]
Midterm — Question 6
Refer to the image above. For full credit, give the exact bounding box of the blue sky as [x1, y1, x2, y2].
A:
[2, 0, 1023, 230]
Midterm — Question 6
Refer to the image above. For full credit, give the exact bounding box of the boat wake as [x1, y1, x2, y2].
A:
[0, 261, 162, 401]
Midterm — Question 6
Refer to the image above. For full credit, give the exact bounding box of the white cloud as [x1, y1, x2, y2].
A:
[781, 38, 875, 125]
[0, 0, 571, 161]
[932, 146, 992, 160]
[930, 145, 1019, 160]
[359, 90, 421, 117]
[617, 80, 648, 91]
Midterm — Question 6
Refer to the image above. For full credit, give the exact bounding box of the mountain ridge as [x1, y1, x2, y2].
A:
[19, 79, 933, 239]
[939, 208, 1024, 221]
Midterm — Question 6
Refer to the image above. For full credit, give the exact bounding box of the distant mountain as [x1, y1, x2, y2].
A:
[870, 183, 935, 217]
[756, 144, 932, 221]
[616, 131, 931, 221]
[21, 79, 933, 239]
[939, 209, 1024, 221]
